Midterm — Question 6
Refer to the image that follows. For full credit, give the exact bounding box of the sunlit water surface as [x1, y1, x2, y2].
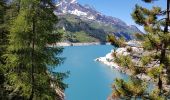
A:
[55, 45, 130, 100]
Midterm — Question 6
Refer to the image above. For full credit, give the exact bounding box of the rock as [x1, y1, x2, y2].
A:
[136, 74, 151, 81]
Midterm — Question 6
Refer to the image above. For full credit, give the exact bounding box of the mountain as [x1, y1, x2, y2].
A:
[55, 0, 142, 42]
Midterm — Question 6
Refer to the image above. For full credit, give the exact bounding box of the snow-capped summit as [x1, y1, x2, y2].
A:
[69, 0, 77, 4]
[55, 0, 143, 39]
[57, 0, 77, 4]
[63, 0, 77, 4]
[55, 0, 127, 26]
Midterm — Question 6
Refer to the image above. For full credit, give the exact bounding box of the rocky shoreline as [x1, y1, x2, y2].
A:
[95, 41, 146, 78]
[95, 41, 170, 91]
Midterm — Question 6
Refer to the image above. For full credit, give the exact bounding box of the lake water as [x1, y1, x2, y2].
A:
[55, 45, 129, 100]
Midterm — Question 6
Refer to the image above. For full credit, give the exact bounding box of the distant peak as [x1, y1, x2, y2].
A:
[69, 0, 77, 3]
[61, 0, 77, 3]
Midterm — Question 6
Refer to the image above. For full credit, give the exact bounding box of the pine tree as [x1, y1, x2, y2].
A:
[3, 0, 67, 99]
[111, 78, 147, 99]
[110, 0, 170, 99]
[132, 0, 170, 94]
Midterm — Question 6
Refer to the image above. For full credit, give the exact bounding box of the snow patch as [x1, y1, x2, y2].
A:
[69, 9, 87, 16]
[87, 16, 95, 20]
[70, 0, 77, 3]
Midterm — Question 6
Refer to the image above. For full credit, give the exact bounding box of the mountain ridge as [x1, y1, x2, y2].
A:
[55, 0, 142, 42]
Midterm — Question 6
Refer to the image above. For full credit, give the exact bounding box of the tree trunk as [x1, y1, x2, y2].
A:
[29, 13, 35, 100]
[158, 0, 170, 94]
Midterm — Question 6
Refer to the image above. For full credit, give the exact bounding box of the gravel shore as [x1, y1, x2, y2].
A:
[48, 42, 111, 47]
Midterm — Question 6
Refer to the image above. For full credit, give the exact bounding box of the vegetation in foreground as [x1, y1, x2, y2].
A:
[109, 0, 170, 99]
[0, 0, 67, 99]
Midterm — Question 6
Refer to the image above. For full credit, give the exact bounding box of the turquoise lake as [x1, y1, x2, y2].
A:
[55, 45, 129, 100]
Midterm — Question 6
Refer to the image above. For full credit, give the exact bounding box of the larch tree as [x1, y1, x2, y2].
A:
[0, 0, 6, 72]
[2, 0, 67, 99]
[0, 0, 8, 98]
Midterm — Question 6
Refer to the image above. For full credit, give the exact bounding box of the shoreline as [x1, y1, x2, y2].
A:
[95, 41, 170, 92]
[95, 42, 152, 81]
[48, 42, 111, 47]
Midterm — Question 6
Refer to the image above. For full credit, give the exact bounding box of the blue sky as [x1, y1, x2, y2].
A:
[78, 0, 165, 26]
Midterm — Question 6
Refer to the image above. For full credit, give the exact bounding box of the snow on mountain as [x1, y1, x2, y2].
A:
[55, 0, 127, 26]
[55, 0, 143, 41]
[55, 0, 143, 30]
[68, 9, 87, 16]
[69, 0, 77, 3]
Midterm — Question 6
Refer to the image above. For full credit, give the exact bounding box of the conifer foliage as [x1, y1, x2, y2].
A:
[0, 0, 67, 99]
[110, 0, 170, 99]
[132, 0, 170, 93]
[0, 0, 8, 98]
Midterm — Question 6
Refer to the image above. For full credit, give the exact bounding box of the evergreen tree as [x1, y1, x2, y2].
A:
[110, 0, 170, 99]
[0, 0, 8, 99]
[132, 0, 170, 94]
[2, 0, 67, 99]
[0, 0, 7, 66]
[112, 78, 147, 99]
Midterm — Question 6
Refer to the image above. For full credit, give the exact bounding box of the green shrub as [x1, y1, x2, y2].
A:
[141, 56, 152, 66]
[114, 55, 133, 68]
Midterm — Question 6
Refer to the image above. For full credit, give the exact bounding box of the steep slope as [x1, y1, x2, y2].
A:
[55, 0, 142, 42]
[57, 14, 107, 42]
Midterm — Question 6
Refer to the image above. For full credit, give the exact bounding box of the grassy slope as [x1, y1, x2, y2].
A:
[57, 14, 141, 42]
